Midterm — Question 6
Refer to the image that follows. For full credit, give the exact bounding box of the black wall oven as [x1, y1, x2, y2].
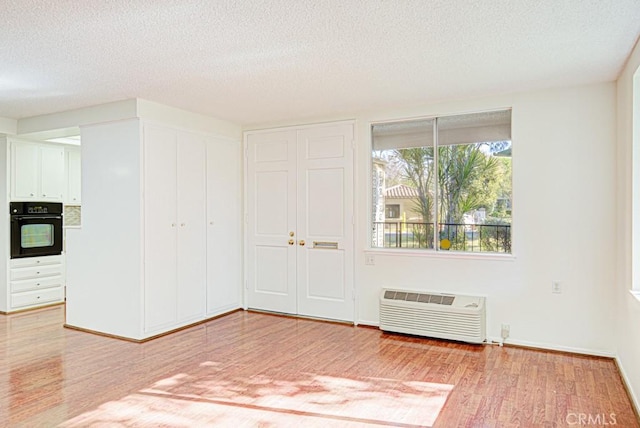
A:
[10, 202, 63, 259]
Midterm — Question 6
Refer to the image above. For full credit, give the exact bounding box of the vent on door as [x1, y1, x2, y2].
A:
[379, 289, 486, 344]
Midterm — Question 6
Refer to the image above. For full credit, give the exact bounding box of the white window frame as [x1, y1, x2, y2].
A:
[368, 109, 514, 261]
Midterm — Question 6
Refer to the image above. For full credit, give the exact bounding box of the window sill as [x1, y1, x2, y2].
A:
[630, 290, 640, 304]
[365, 248, 516, 261]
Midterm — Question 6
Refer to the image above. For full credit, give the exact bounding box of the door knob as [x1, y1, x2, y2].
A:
[288, 239, 294, 245]
[299, 240, 305, 246]
[289, 231, 295, 237]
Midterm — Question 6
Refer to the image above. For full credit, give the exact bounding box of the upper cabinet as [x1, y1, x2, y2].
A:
[65, 147, 81, 204]
[11, 143, 39, 200]
[10, 141, 65, 202]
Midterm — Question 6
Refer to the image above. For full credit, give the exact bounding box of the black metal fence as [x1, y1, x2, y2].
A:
[372, 222, 511, 253]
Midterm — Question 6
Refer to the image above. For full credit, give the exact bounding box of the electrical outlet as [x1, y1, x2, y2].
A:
[552, 281, 562, 294]
[501, 324, 510, 340]
[365, 254, 375, 265]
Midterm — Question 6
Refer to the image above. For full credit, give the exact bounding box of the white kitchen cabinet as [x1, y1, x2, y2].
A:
[65, 148, 81, 204]
[40, 145, 65, 201]
[11, 142, 39, 200]
[8, 255, 65, 311]
[143, 124, 206, 333]
[11, 141, 64, 202]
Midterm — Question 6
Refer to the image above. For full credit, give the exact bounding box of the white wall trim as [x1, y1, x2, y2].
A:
[615, 356, 640, 418]
[364, 248, 516, 262]
[488, 337, 615, 358]
[17, 98, 242, 142]
[359, 318, 616, 358]
[244, 119, 356, 135]
[18, 99, 138, 136]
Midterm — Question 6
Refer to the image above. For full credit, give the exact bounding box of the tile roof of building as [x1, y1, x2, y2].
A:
[384, 184, 419, 199]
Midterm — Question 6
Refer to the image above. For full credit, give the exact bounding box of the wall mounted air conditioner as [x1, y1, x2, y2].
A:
[379, 289, 486, 344]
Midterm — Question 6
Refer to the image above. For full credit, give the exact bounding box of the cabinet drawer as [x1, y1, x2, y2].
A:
[10, 264, 62, 281]
[11, 276, 63, 293]
[11, 287, 64, 309]
[10, 255, 63, 269]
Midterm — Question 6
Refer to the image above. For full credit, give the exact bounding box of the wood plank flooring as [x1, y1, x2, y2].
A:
[0, 305, 637, 427]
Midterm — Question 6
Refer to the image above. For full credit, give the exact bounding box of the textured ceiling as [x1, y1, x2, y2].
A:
[1, 0, 639, 126]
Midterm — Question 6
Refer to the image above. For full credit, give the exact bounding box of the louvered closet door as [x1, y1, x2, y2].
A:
[246, 123, 354, 322]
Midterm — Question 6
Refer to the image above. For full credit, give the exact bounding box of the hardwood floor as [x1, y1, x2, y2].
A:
[0, 305, 637, 427]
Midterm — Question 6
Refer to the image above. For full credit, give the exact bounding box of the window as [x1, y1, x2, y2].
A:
[371, 110, 512, 254]
[385, 204, 400, 218]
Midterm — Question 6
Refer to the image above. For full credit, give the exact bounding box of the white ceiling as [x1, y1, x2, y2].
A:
[1, 0, 639, 127]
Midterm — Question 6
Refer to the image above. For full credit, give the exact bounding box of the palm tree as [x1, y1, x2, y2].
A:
[437, 143, 500, 224]
[391, 147, 435, 223]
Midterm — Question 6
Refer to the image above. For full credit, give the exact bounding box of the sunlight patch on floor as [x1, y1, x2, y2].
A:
[60, 367, 453, 427]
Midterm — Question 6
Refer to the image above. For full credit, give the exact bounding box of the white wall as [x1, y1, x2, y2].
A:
[0, 117, 17, 135]
[353, 83, 617, 355]
[137, 99, 241, 141]
[615, 37, 640, 412]
[65, 119, 144, 339]
[246, 82, 618, 356]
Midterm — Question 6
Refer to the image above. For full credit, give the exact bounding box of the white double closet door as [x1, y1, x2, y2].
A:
[246, 122, 354, 322]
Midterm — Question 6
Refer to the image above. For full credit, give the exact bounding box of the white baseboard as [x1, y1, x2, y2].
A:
[614, 356, 640, 418]
[358, 320, 616, 358]
[357, 320, 379, 328]
[487, 337, 616, 358]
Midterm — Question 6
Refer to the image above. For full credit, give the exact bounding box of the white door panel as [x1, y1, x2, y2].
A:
[306, 134, 346, 160]
[306, 168, 345, 237]
[246, 131, 297, 314]
[247, 123, 354, 322]
[255, 140, 289, 162]
[176, 133, 207, 322]
[206, 138, 242, 315]
[254, 245, 296, 314]
[297, 124, 354, 321]
[144, 125, 178, 331]
[255, 246, 290, 294]
[305, 250, 346, 300]
[255, 171, 289, 235]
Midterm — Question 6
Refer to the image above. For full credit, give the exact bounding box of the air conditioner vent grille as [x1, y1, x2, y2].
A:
[383, 290, 455, 305]
[380, 288, 486, 344]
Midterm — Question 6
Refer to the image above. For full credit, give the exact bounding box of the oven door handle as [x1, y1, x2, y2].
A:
[12, 215, 62, 220]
